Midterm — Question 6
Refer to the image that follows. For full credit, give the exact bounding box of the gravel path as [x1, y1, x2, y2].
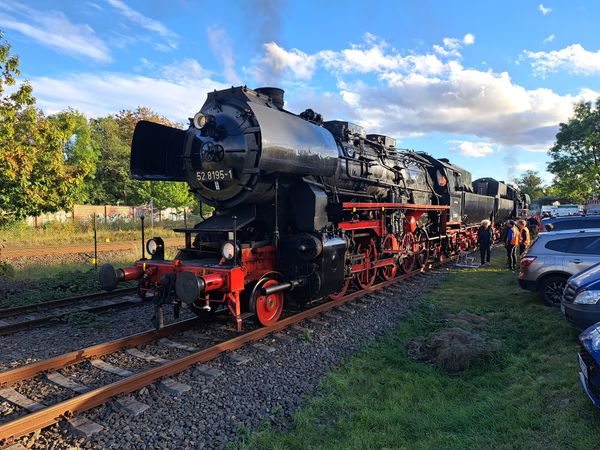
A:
[1, 266, 455, 449]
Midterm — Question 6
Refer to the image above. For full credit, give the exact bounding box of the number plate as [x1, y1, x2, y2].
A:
[196, 169, 233, 182]
[579, 353, 588, 379]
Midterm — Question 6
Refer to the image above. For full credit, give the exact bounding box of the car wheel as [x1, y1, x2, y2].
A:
[539, 275, 568, 307]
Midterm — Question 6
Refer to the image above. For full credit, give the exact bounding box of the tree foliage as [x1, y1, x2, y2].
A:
[89, 107, 194, 209]
[548, 98, 600, 203]
[515, 170, 546, 202]
[0, 32, 90, 222]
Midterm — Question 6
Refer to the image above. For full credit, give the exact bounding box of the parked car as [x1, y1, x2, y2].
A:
[577, 324, 600, 408]
[562, 263, 600, 330]
[518, 229, 600, 306]
[541, 216, 600, 233]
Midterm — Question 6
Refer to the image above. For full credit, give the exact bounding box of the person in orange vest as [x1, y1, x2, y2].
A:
[505, 220, 519, 272]
[518, 220, 531, 256]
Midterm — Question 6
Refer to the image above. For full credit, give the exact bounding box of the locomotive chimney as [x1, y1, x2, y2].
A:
[256, 87, 285, 110]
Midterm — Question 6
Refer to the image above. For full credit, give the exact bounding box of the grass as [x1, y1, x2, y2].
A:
[0, 219, 191, 247]
[238, 252, 600, 450]
[0, 251, 160, 308]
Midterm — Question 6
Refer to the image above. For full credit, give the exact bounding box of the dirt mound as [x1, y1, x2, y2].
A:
[445, 310, 489, 330]
[408, 327, 501, 373]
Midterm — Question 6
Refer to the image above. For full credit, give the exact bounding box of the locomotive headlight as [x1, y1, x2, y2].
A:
[146, 238, 159, 255]
[193, 111, 207, 129]
[221, 241, 236, 260]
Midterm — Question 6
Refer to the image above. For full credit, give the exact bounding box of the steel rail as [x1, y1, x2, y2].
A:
[0, 258, 455, 446]
[0, 288, 137, 319]
[0, 317, 203, 387]
[0, 294, 145, 337]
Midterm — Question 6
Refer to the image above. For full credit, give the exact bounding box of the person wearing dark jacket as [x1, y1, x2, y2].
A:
[477, 219, 492, 266]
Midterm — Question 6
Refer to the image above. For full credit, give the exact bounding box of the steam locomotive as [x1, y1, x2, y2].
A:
[99, 86, 527, 329]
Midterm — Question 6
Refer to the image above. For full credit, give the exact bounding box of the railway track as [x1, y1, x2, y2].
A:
[0, 288, 139, 336]
[0, 256, 458, 447]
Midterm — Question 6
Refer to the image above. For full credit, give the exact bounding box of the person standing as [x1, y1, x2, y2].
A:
[518, 220, 531, 256]
[477, 219, 492, 266]
[505, 221, 518, 272]
[527, 215, 539, 240]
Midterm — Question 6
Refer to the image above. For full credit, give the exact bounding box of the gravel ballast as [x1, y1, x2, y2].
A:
[1, 267, 454, 449]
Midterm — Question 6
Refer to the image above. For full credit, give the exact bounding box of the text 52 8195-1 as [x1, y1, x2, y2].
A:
[196, 169, 233, 182]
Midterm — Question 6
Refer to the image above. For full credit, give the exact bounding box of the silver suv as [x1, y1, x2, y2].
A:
[518, 229, 600, 306]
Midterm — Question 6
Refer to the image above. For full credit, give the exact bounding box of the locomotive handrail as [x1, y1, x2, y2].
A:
[340, 202, 450, 211]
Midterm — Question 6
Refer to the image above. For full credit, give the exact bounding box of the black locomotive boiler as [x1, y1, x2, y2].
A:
[100, 86, 526, 329]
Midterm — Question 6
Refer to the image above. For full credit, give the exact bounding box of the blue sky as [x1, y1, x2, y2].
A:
[1, 0, 600, 184]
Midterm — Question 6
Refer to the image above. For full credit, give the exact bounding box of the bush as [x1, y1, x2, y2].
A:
[0, 260, 15, 277]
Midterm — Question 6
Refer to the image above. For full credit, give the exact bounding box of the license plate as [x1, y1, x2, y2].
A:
[561, 304, 565, 315]
[196, 169, 233, 182]
[579, 354, 588, 379]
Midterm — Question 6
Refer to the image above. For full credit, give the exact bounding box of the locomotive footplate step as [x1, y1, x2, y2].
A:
[0, 387, 45, 412]
[67, 416, 104, 437]
[126, 348, 170, 364]
[90, 359, 134, 377]
[159, 378, 191, 395]
[193, 364, 223, 381]
[158, 338, 198, 352]
[226, 352, 251, 365]
[116, 396, 150, 416]
[251, 343, 276, 353]
[46, 373, 90, 394]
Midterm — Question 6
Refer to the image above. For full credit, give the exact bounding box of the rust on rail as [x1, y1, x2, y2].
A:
[0, 317, 202, 387]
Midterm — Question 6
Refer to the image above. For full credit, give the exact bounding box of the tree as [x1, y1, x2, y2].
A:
[515, 170, 546, 202]
[47, 109, 97, 203]
[0, 32, 88, 221]
[89, 107, 194, 209]
[548, 98, 600, 203]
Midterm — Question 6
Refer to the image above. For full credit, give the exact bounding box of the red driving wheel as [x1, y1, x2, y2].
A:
[329, 277, 350, 301]
[380, 233, 398, 281]
[355, 239, 378, 289]
[251, 279, 284, 326]
[401, 232, 416, 274]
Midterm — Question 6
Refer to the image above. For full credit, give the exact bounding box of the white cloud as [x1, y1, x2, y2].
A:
[251, 42, 318, 83]
[86, 2, 102, 11]
[463, 33, 475, 45]
[251, 35, 599, 150]
[448, 140, 494, 157]
[523, 44, 600, 76]
[30, 68, 226, 120]
[0, 3, 110, 63]
[106, 0, 179, 50]
[539, 4, 552, 15]
[543, 34, 555, 43]
[206, 25, 241, 84]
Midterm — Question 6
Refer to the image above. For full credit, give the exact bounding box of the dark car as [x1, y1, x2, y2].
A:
[578, 324, 600, 408]
[541, 216, 600, 233]
[562, 262, 600, 330]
